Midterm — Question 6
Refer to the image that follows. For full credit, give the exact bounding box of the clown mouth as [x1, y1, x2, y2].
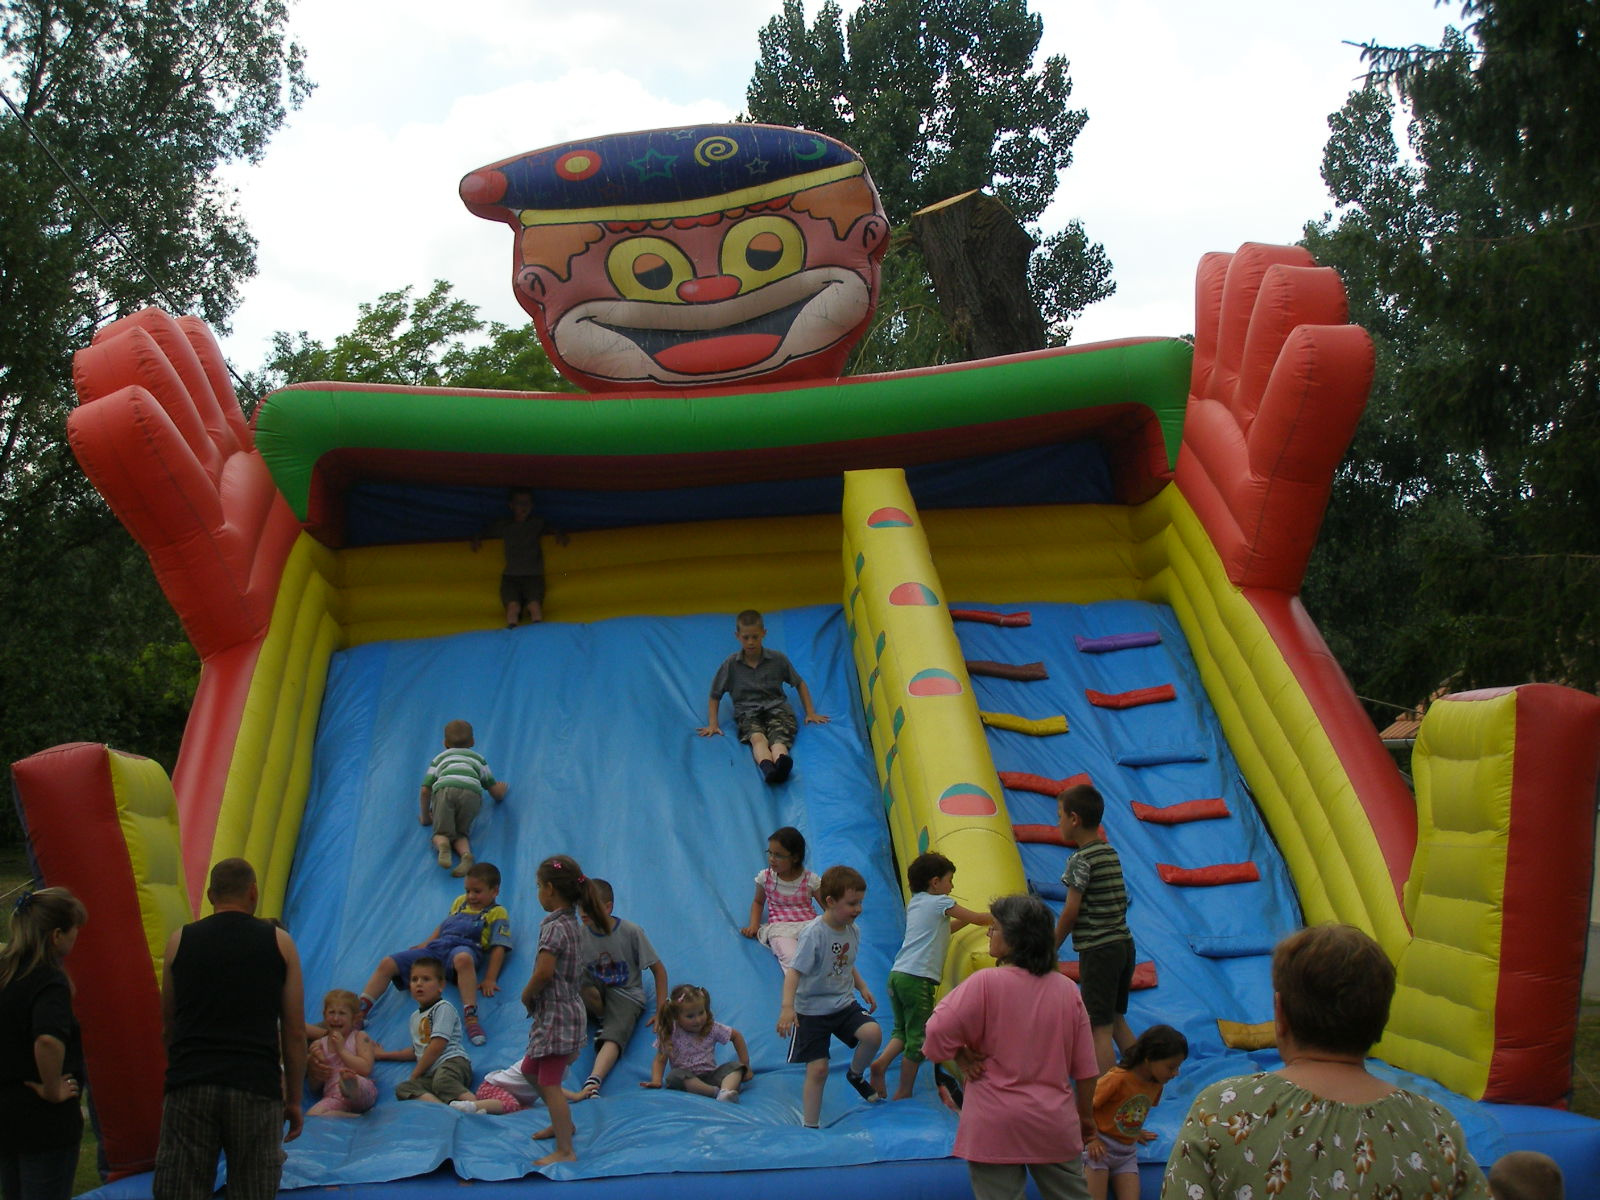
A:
[590, 296, 813, 375]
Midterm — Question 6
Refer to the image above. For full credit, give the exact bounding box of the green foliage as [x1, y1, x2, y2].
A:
[1303, 0, 1600, 708]
[743, 0, 1113, 356]
[0, 0, 307, 835]
[245, 281, 570, 399]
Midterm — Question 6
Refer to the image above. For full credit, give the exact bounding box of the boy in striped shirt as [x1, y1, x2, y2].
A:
[421, 720, 509, 876]
[1054, 783, 1135, 1073]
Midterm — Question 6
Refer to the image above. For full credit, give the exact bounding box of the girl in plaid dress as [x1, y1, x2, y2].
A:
[521, 854, 608, 1167]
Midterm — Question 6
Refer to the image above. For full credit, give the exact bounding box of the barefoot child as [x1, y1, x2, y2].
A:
[741, 826, 821, 969]
[777, 865, 882, 1127]
[1054, 784, 1135, 1073]
[869, 852, 993, 1100]
[374, 957, 475, 1104]
[698, 609, 827, 784]
[1083, 1024, 1187, 1199]
[642, 983, 751, 1101]
[306, 989, 378, 1116]
[419, 719, 508, 875]
[357, 862, 512, 1046]
[522, 854, 607, 1167]
[576, 878, 668, 1097]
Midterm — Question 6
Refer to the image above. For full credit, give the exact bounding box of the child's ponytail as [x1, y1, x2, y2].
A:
[1120, 1023, 1188, 1070]
[537, 855, 612, 934]
[656, 983, 713, 1041]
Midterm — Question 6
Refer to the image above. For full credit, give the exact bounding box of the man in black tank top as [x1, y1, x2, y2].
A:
[153, 858, 306, 1200]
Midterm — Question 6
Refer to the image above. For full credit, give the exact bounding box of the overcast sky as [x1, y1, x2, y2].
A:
[215, 0, 1460, 371]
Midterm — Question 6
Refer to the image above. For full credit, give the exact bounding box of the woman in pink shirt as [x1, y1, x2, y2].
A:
[923, 893, 1101, 1200]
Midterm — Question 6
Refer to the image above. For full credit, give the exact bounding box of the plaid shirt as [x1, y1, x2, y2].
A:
[525, 907, 586, 1058]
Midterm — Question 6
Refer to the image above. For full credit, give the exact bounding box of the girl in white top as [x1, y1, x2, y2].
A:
[740, 826, 821, 969]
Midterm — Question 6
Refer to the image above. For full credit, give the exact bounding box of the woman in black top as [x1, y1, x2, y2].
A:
[0, 888, 87, 1200]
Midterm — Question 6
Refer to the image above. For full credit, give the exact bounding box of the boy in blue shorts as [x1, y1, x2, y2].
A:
[777, 865, 881, 1127]
[1054, 784, 1135, 1072]
[358, 861, 511, 1047]
[699, 609, 828, 784]
[868, 851, 993, 1099]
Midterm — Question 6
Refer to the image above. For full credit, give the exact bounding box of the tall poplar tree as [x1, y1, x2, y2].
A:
[0, 1, 310, 801]
[1303, 0, 1600, 710]
[743, 0, 1112, 368]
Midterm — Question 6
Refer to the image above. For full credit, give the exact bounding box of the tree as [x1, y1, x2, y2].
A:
[245, 281, 571, 399]
[1302, 0, 1600, 711]
[0, 1, 309, 826]
[743, 0, 1113, 368]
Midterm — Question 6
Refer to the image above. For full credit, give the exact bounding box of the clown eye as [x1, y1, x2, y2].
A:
[607, 237, 694, 302]
[633, 253, 673, 291]
[721, 217, 803, 293]
[745, 233, 785, 272]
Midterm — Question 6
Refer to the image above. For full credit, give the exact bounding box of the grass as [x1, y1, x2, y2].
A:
[0, 846, 103, 1196]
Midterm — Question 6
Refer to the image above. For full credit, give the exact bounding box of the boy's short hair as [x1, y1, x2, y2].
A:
[907, 852, 955, 893]
[465, 861, 500, 889]
[1489, 1150, 1564, 1200]
[410, 956, 445, 979]
[589, 878, 615, 905]
[736, 609, 764, 629]
[443, 719, 474, 747]
[817, 864, 867, 904]
[508, 487, 533, 502]
[1058, 783, 1104, 828]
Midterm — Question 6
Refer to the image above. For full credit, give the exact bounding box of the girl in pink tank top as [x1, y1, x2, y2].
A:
[739, 827, 822, 969]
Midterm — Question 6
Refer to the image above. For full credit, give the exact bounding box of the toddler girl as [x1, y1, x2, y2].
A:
[641, 984, 751, 1101]
[740, 826, 820, 968]
[520, 854, 607, 1167]
[1084, 1023, 1188, 1199]
[307, 989, 378, 1116]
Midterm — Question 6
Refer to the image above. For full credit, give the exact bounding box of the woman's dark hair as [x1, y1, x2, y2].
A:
[0, 888, 87, 989]
[1272, 924, 1395, 1056]
[988, 893, 1056, 976]
[1121, 1023, 1189, 1069]
[768, 826, 806, 868]
[537, 854, 611, 933]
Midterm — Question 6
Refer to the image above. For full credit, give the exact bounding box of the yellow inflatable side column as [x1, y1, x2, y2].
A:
[841, 469, 1026, 983]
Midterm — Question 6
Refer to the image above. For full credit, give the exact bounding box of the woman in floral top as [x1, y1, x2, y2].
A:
[1161, 925, 1490, 1199]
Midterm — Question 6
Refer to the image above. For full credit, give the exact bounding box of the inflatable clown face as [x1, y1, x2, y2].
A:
[461, 125, 889, 392]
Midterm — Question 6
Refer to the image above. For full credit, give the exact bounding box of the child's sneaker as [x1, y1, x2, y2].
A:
[436, 845, 453, 869]
[357, 994, 374, 1029]
[845, 1068, 879, 1102]
[771, 753, 794, 782]
[463, 1007, 487, 1046]
[451, 853, 476, 878]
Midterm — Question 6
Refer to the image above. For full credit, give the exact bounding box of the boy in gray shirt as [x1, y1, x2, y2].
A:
[576, 879, 668, 1097]
[777, 865, 881, 1126]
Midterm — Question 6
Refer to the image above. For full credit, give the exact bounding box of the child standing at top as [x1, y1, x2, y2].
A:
[306, 989, 378, 1116]
[420, 719, 509, 876]
[742, 826, 821, 969]
[1083, 1024, 1187, 1199]
[777, 864, 882, 1127]
[374, 956, 475, 1104]
[642, 983, 752, 1102]
[357, 861, 511, 1047]
[698, 609, 828, 784]
[1055, 783, 1136, 1073]
[522, 854, 607, 1168]
[470, 487, 567, 627]
[868, 851, 994, 1100]
[575, 878, 668, 1098]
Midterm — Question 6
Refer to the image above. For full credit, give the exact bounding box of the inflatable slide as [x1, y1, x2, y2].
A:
[11, 123, 1600, 1198]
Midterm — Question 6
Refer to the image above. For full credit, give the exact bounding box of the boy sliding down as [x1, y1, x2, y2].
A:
[374, 956, 475, 1103]
[576, 878, 668, 1097]
[777, 865, 882, 1127]
[869, 851, 993, 1100]
[699, 609, 827, 784]
[358, 862, 511, 1047]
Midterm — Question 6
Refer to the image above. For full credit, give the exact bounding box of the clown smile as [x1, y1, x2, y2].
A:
[552, 267, 871, 386]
